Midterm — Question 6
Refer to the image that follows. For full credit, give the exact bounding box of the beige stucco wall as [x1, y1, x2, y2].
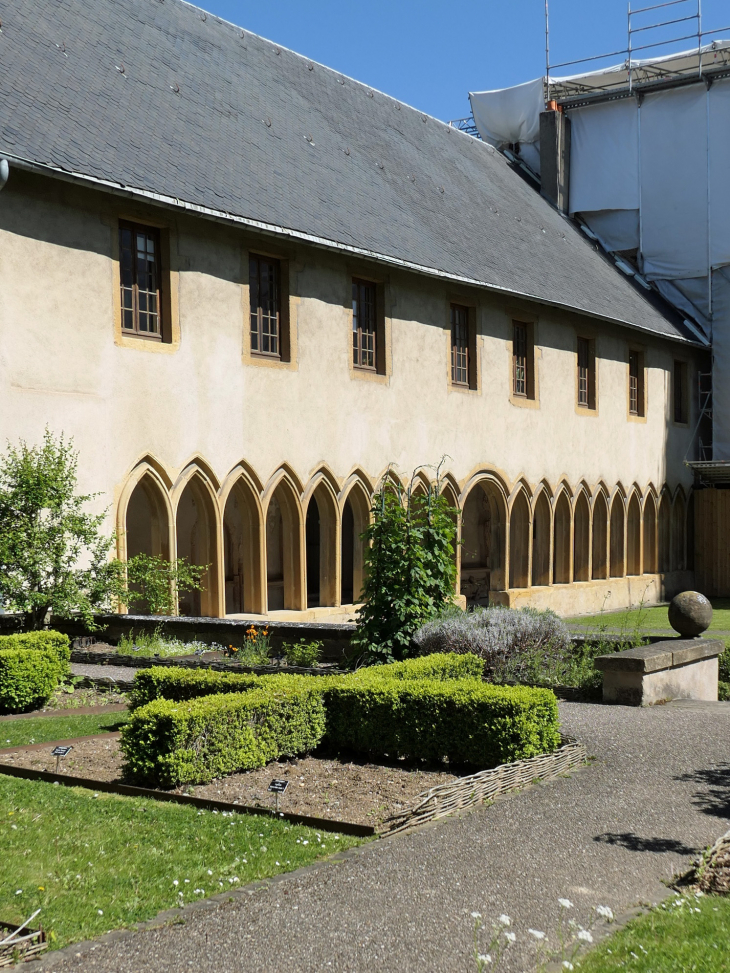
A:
[0, 171, 706, 617]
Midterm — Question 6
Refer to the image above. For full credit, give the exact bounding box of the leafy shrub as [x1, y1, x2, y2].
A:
[121, 677, 327, 786]
[282, 639, 323, 668]
[323, 676, 560, 766]
[352, 467, 458, 663]
[0, 630, 71, 674]
[129, 666, 263, 710]
[122, 553, 206, 616]
[720, 681, 730, 702]
[364, 652, 484, 682]
[0, 649, 62, 712]
[719, 645, 730, 683]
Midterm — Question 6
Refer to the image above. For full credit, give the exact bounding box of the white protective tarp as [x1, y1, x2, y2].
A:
[712, 267, 730, 459]
[580, 209, 640, 252]
[640, 85, 709, 280]
[709, 78, 730, 269]
[569, 99, 639, 214]
[469, 78, 543, 147]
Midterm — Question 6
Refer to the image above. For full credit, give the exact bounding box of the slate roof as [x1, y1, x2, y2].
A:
[0, 0, 696, 343]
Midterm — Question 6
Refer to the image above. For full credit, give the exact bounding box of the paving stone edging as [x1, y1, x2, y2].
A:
[70, 650, 345, 677]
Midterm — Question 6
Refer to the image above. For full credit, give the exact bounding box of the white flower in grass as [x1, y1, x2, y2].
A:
[596, 905, 613, 920]
[477, 954, 492, 964]
[97, 910, 103, 916]
[563, 963, 574, 970]
[14, 891, 21, 896]
[558, 898, 574, 909]
[528, 929, 546, 940]
[498, 914, 511, 926]
[578, 930, 593, 943]
[172, 880, 179, 886]
[471, 912, 482, 919]
[504, 931, 516, 943]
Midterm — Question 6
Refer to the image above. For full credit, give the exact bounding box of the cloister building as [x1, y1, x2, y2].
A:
[0, 0, 707, 620]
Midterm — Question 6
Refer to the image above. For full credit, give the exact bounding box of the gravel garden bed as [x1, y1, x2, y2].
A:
[0, 738, 457, 829]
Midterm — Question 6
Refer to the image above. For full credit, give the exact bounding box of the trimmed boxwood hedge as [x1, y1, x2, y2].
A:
[0, 649, 63, 713]
[366, 653, 484, 682]
[323, 677, 560, 766]
[129, 667, 263, 710]
[0, 630, 70, 674]
[129, 652, 485, 711]
[121, 676, 327, 786]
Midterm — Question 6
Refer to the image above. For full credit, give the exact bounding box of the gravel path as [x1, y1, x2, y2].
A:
[70, 663, 136, 686]
[39, 700, 730, 972]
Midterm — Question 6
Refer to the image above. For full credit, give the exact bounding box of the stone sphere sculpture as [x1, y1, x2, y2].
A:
[668, 591, 713, 637]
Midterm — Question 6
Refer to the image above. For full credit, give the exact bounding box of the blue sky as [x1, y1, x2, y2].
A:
[197, 0, 728, 121]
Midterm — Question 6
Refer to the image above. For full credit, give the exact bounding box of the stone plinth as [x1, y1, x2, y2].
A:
[595, 638, 723, 706]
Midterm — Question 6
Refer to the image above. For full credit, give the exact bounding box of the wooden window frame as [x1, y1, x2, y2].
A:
[628, 347, 646, 418]
[577, 336, 596, 410]
[450, 303, 477, 390]
[119, 221, 163, 341]
[512, 320, 535, 399]
[350, 276, 386, 376]
[673, 359, 689, 424]
[249, 254, 291, 362]
[352, 278, 377, 370]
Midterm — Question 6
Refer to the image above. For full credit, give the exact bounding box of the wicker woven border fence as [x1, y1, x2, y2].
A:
[382, 738, 586, 835]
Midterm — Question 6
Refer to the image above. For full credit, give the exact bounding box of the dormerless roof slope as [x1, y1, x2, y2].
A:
[0, 0, 695, 343]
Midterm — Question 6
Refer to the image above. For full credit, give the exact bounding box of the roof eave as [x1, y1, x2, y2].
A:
[3, 152, 704, 349]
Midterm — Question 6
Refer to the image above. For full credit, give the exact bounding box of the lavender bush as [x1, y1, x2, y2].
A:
[413, 606, 602, 690]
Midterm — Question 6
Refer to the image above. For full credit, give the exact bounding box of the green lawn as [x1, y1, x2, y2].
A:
[579, 893, 730, 972]
[0, 711, 127, 749]
[567, 598, 730, 634]
[0, 775, 360, 949]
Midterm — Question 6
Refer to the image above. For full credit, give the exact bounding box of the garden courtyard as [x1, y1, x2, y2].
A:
[2, 696, 725, 972]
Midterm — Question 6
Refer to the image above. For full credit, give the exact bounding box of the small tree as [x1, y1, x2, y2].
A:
[352, 463, 458, 663]
[0, 430, 124, 630]
[123, 553, 206, 616]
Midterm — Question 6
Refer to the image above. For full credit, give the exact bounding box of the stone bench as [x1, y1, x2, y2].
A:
[595, 638, 724, 706]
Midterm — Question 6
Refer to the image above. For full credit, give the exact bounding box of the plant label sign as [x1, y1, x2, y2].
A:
[268, 779, 289, 794]
[51, 746, 72, 757]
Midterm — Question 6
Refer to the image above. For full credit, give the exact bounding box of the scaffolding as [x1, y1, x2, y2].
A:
[546, 0, 730, 105]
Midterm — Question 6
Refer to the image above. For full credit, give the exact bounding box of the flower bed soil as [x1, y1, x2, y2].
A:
[0, 738, 457, 829]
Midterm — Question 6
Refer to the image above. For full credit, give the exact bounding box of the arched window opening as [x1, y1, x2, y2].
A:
[125, 474, 171, 614]
[305, 497, 321, 608]
[658, 495, 671, 572]
[553, 493, 571, 584]
[341, 486, 370, 605]
[223, 480, 263, 615]
[305, 483, 338, 609]
[573, 494, 590, 582]
[610, 497, 625, 578]
[532, 492, 551, 587]
[460, 482, 506, 605]
[592, 493, 609, 580]
[643, 496, 657, 574]
[265, 481, 303, 612]
[176, 475, 220, 617]
[509, 492, 530, 589]
[627, 494, 641, 576]
[672, 495, 686, 571]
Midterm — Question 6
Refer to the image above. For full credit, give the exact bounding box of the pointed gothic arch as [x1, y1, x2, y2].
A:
[627, 492, 642, 576]
[573, 491, 591, 582]
[553, 490, 571, 584]
[532, 489, 551, 586]
[658, 490, 672, 572]
[221, 472, 265, 615]
[174, 469, 223, 617]
[643, 493, 658, 574]
[303, 476, 339, 608]
[459, 475, 508, 604]
[591, 490, 609, 580]
[610, 492, 626, 578]
[263, 473, 304, 612]
[340, 478, 371, 605]
[509, 489, 530, 589]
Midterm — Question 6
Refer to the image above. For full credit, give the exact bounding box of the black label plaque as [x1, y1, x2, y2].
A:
[268, 778, 289, 794]
[51, 746, 72, 757]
